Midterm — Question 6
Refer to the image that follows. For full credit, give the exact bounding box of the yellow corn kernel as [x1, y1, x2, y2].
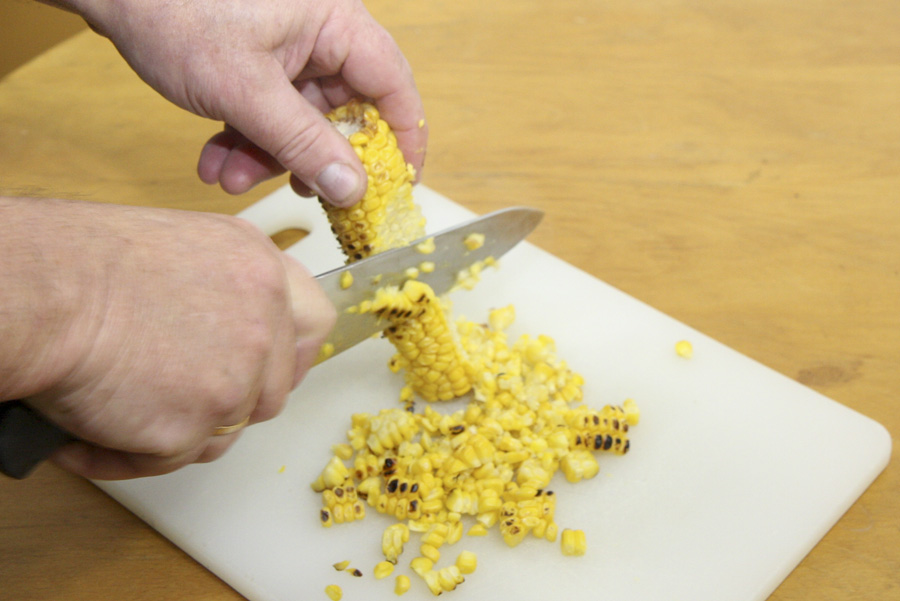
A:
[340, 270, 354, 289]
[394, 574, 411, 595]
[463, 232, 485, 251]
[561, 528, 587, 556]
[404, 266, 420, 279]
[675, 339, 693, 358]
[466, 523, 488, 536]
[455, 550, 477, 575]
[419, 260, 435, 273]
[324, 584, 342, 601]
[332, 443, 354, 461]
[410, 556, 434, 578]
[437, 565, 464, 591]
[623, 398, 641, 426]
[416, 237, 435, 254]
[382, 523, 410, 563]
[332, 560, 351, 571]
[420, 543, 441, 563]
[316, 342, 335, 363]
[560, 450, 600, 483]
[374, 560, 395, 580]
[321, 99, 424, 262]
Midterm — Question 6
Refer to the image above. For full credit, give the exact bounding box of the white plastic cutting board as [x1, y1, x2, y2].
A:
[96, 185, 891, 601]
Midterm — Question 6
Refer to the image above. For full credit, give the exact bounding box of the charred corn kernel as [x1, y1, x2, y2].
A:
[374, 280, 472, 402]
[675, 339, 693, 358]
[332, 560, 351, 571]
[321, 99, 424, 262]
[463, 232, 485, 251]
[419, 261, 435, 273]
[340, 271, 354, 289]
[561, 528, 587, 556]
[324, 584, 342, 601]
[348, 568, 363, 577]
[394, 574, 411, 595]
[455, 551, 477, 574]
[374, 560, 395, 579]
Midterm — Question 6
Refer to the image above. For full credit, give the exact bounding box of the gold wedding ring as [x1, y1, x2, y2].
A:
[212, 415, 251, 436]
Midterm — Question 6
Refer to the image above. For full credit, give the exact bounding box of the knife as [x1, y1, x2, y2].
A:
[0, 206, 543, 479]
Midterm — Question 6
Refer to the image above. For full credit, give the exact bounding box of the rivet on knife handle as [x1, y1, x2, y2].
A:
[0, 401, 73, 479]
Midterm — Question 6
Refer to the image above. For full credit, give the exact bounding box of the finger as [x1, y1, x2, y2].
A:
[198, 128, 288, 194]
[51, 440, 206, 480]
[280, 255, 336, 389]
[223, 62, 367, 207]
[289, 174, 316, 197]
[338, 18, 428, 178]
[197, 129, 239, 184]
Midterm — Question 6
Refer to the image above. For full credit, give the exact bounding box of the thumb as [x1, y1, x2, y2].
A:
[226, 72, 366, 207]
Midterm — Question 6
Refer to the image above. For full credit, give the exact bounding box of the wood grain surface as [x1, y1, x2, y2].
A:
[1, 1, 897, 599]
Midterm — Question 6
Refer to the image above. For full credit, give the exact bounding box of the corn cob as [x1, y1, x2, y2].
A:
[371, 280, 473, 402]
[322, 99, 424, 262]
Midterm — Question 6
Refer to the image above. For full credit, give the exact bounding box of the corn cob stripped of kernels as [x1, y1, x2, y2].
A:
[321, 99, 424, 262]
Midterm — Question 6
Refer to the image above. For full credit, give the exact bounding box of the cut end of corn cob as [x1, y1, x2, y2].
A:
[321, 99, 424, 262]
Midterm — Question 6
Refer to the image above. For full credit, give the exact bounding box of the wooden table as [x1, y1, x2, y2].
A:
[1, 1, 897, 599]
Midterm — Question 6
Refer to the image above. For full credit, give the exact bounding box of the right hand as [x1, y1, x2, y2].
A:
[5, 198, 335, 480]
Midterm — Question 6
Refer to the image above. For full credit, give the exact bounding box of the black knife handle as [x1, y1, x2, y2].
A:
[0, 400, 74, 479]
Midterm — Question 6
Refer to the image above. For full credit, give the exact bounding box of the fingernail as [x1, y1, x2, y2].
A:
[316, 163, 361, 207]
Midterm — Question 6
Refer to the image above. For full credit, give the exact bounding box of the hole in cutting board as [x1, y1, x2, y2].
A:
[269, 228, 309, 250]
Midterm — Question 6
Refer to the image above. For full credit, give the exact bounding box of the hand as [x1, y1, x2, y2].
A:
[3, 198, 335, 479]
[72, 0, 427, 206]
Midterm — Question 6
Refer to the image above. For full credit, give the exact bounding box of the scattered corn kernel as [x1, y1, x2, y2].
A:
[348, 568, 363, 577]
[418, 118, 426, 128]
[404, 266, 420, 279]
[332, 560, 351, 571]
[419, 260, 435, 273]
[561, 528, 587, 556]
[316, 342, 335, 363]
[324, 584, 342, 601]
[416, 237, 436, 254]
[395, 574, 411, 595]
[467, 523, 488, 536]
[463, 232, 485, 251]
[675, 339, 693, 358]
[340, 271, 354, 289]
[455, 551, 477, 574]
[374, 560, 395, 579]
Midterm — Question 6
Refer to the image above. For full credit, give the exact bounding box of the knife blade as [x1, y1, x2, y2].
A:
[314, 206, 543, 362]
[0, 206, 543, 478]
